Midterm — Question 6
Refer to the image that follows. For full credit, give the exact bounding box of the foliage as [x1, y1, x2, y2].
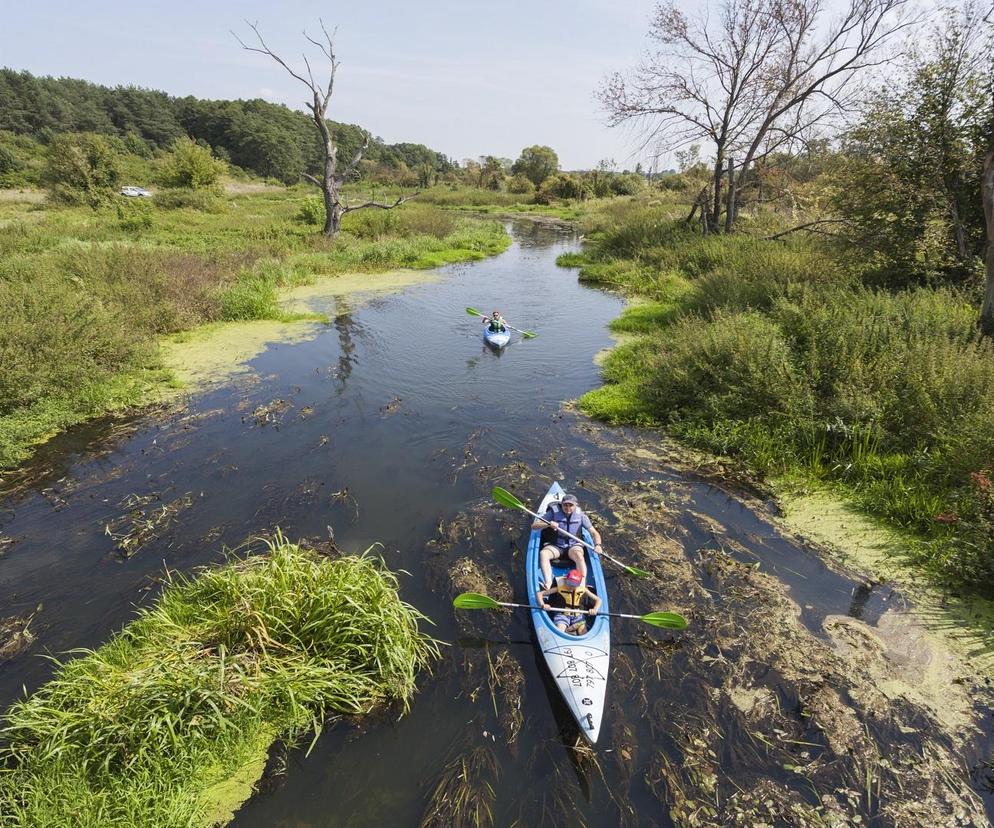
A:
[116, 199, 153, 232]
[43, 133, 121, 207]
[296, 195, 325, 225]
[506, 174, 535, 195]
[160, 138, 226, 189]
[511, 145, 559, 186]
[541, 173, 588, 201]
[0, 68, 455, 185]
[0, 535, 438, 827]
[573, 197, 994, 591]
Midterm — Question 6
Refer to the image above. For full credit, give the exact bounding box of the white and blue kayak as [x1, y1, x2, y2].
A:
[526, 481, 610, 745]
[483, 326, 510, 349]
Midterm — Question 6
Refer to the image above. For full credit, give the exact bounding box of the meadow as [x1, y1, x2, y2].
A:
[0, 184, 509, 469]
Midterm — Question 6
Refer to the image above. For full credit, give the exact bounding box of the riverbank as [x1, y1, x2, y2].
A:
[0, 534, 438, 828]
[0, 187, 510, 470]
[561, 194, 994, 597]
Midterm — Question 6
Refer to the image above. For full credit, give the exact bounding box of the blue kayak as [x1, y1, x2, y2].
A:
[526, 481, 610, 745]
[483, 326, 510, 349]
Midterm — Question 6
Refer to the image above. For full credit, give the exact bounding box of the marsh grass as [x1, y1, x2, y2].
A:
[570, 197, 994, 590]
[0, 189, 509, 469]
[0, 534, 439, 827]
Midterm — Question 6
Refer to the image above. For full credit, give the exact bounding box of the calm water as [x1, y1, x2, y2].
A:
[0, 221, 988, 825]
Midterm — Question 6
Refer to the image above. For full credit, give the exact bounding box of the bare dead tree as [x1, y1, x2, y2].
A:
[729, 0, 917, 225]
[233, 20, 417, 236]
[599, 0, 781, 232]
[601, 0, 913, 231]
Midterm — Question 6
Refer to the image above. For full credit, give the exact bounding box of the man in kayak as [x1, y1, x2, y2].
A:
[536, 568, 602, 634]
[483, 310, 507, 333]
[532, 492, 604, 590]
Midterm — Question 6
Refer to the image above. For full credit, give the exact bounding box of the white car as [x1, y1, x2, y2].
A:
[120, 186, 152, 198]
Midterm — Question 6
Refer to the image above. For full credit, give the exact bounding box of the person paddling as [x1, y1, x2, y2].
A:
[537, 568, 601, 634]
[483, 310, 507, 333]
[532, 492, 603, 590]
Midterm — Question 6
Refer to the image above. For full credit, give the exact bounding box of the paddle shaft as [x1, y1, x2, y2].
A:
[490, 598, 646, 622]
[466, 306, 534, 337]
[524, 504, 633, 571]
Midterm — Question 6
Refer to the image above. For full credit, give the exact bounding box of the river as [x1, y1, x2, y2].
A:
[1, 220, 991, 826]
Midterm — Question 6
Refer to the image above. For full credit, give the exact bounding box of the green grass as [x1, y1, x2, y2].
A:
[569, 197, 994, 592]
[0, 187, 510, 469]
[0, 534, 439, 827]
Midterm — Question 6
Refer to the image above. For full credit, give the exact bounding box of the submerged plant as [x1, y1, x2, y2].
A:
[0, 533, 438, 827]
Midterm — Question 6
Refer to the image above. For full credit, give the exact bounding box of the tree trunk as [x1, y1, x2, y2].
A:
[708, 153, 724, 234]
[980, 150, 994, 337]
[949, 196, 968, 261]
[724, 157, 736, 233]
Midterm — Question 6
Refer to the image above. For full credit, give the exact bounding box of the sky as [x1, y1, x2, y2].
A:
[0, 0, 666, 170]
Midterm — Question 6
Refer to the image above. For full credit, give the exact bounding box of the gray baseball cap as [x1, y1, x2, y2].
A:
[559, 493, 579, 505]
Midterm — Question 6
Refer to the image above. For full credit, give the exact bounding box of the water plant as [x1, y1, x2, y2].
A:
[0, 534, 439, 827]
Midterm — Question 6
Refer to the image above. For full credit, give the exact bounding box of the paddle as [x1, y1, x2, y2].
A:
[466, 306, 537, 338]
[492, 486, 652, 578]
[454, 592, 688, 630]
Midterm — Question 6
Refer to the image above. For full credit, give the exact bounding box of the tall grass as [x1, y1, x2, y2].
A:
[0, 535, 439, 827]
[573, 203, 994, 591]
[0, 191, 510, 469]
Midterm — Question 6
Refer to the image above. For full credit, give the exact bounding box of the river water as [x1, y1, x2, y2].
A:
[0, 221, 990, 826]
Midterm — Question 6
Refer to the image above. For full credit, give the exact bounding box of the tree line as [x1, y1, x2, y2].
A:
[0, 67, 454, 184]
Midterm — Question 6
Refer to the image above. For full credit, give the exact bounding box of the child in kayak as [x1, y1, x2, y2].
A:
[483, 310, 507, 333]
[537, 568, 601, 634]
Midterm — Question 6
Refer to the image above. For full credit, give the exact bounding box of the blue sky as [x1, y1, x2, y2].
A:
[0, 0, 663, 170]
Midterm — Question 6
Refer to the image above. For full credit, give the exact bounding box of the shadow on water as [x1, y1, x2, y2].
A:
[0, 219, 992, 826]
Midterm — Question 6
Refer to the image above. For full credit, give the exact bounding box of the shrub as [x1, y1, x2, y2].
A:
[648, 310, 812, 426]
[43, 133, 121, 207]
[160, 138, 226, 189]
[116, 200, 153, 232]
[296, 195, 324, 225]
[506, 174, 535, 195]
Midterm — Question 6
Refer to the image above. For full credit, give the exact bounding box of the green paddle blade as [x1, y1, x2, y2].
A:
[465, 306, 483, 317]
[624, 564, 653, 578]
[521, 330, 537, 338]
[641, 611, 688, 629]
[492, 486, 525, 510]
[453, 592, 501, 610]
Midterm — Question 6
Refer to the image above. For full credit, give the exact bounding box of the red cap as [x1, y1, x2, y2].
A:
[565, 569, 583, 586]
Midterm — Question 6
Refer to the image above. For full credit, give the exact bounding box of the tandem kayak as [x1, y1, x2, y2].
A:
[526, 481, 610, 745]
[483, 326, 510, 349]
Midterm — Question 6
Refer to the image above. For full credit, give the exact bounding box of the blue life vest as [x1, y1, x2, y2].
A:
[545, 504, 585, 551]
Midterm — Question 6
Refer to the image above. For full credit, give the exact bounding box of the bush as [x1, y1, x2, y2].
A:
[649, 310, 812, 426]
[296, 195, 325, 225]
[43, 133, 121, 207]
[116, 200, 153, 232]
[160, 138, 226, 189]
[506, 174, 535, 195]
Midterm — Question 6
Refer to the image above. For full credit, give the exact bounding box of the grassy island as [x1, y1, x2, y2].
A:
[0, 535, 438, 827]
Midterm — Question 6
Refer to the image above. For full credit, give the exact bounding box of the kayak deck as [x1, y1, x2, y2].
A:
[483, 327, 510, 348]
[525, 481, 610, 745]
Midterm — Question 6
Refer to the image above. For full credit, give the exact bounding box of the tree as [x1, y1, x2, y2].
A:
[601, 0, 913, 231]
[833, 4, 988, 284]
[234, 20, 417, 236]
[511, 145, 559, 186]
[981, 149, 994, 335]
[479, 156, 506, 190]
[43, 133, 120, 207]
